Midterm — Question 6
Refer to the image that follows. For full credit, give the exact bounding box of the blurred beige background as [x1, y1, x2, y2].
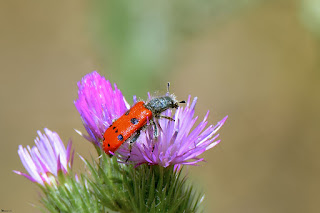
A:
[1, 1, 319, 212]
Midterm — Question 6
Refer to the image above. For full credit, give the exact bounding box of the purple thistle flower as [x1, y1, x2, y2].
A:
[13, 128, 74, 186]
[117, 96, 228, 167]
[74, 71, 130, 147]
[75, 71, 227, 167]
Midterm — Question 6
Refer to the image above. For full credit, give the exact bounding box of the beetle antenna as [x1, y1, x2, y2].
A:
[179, 100, 186, 104]
[166, 82, 170, 95]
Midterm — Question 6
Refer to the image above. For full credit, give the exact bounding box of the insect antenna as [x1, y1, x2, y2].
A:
[166, 82, 170, 96]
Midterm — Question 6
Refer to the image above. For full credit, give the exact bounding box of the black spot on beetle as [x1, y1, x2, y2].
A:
[115, 130, 118, 133]
[125, 110, 130, 115]
[131, 118, 139, 124]
[108, 143, 110, 147]
[118, 134, 124, 141]
[113, 126, 116, 130]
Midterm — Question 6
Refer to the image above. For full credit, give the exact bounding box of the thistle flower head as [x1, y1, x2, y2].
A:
[75, 71, 227, 167]
[14, 128, 74, 185]
[74, 71, 130, 147]
[117, 96, 228, 167]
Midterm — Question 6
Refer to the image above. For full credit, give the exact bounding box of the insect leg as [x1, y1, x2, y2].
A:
[159, 115, 175, 122]
[149, 119, 159, 140]
[126, 130, 141, 162]
[149, 119, 162, 152]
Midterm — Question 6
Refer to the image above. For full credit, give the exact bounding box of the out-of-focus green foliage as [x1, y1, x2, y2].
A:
[92, 0, 173, 97]
[300, 0, 320, 37]
[91, 0, 264, 98]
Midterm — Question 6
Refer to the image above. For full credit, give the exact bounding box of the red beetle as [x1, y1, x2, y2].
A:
[103, 84, 184, 160]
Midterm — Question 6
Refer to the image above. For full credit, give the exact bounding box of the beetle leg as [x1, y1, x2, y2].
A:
[126, 130, 140, 162]
[150, 119, 159, 140]
[149, 119, 162, 152]
[159, 115, 175, 122]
